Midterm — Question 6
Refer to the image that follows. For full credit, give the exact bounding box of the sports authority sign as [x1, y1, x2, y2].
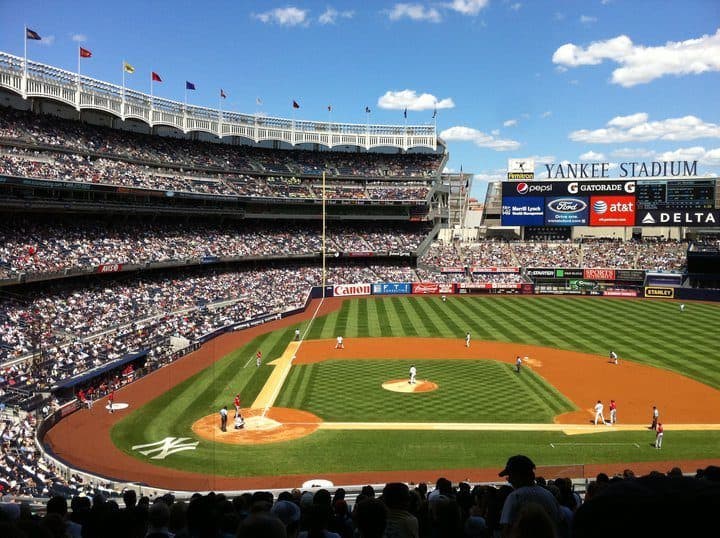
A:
[584, 268, 616, 280]
[507, 158, 535, 180]
[333, 283, 371, 297]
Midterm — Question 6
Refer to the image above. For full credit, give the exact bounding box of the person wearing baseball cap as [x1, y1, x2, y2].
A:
[498, 455, 564, 537]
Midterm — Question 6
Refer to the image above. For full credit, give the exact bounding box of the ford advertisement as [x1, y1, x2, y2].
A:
[544, 197, 589, 226]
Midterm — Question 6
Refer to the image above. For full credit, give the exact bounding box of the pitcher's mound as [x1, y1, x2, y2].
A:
[382, 379, 438, 393]
[192, 407, 322, 445]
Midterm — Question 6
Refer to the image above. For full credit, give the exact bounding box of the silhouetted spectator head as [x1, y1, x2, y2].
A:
[499, 455, 536, 487]
[123, 489, 137, 509]
[382, 482, 411, 510]
[354, 499, 387, 538]
[45, 496, 68, 517]
[236, 513, 287, 538]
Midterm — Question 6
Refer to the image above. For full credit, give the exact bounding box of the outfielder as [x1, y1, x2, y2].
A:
[409, 365, 417, 385]
[465, 331, 471, 348]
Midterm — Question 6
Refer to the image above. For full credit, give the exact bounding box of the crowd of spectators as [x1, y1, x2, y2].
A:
[0, 219, 428, 279]
[0, 106, 441, 181]
[421, 239, 688, 272]
[0, 456, 717, 536]
[0, 147, 433, 202]
[579, 239, 687, 271]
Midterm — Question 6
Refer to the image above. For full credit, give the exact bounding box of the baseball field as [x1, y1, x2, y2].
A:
[45, 295, 720, 490]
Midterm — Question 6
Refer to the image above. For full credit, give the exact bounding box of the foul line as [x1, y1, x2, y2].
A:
[255, 297, 326, 418]
[550, 442, 641, 448]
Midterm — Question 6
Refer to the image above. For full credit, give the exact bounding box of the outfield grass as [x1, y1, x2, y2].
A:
[112, 295, 720, 478]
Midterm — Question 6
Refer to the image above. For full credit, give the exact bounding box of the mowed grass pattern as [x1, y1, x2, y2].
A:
[274, 359, 574, 423]
[307, 296, 720, 390]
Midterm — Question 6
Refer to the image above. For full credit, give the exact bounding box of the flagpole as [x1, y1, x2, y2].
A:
[121, 60, 125, 119]
[23, 25, 27, 97]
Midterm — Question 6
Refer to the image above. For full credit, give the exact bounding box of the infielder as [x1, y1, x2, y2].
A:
[594, 400, 606, 425]
[409, 365, 417, 385]
[335, 335, 344, 349]
[655, 423, 664, 448]
[609, 399, 617, 424]
[515, 356, 522, 373]
[650, 406, 659, 430]
[609, 351, 618, 365]
[465, 332, 471, 348]
[233, 393, 241, 418]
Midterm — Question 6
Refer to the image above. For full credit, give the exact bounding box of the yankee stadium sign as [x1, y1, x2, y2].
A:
[543, 160, 697, 179]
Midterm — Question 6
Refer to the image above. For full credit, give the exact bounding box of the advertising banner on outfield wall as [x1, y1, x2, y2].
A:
[412, 282, 455, 294]
[333, 283, 371, 297]
[615, 269, 646, 281]
[584, 268, 617, 280]
[645, 286, 675, 298]
[526, 268, 584, 279]
[372, 283, 412, 295]
[589, 196, 636, 226]
[441, 267, 465, 273]
[604, 290, 639, 297]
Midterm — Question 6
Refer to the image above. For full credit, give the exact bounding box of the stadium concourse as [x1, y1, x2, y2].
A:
[0, 99, 717, 538]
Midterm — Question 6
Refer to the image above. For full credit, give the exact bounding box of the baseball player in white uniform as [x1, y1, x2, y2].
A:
[680, 304, 685, 312]
[465, 332, 471, 348]
[335, 336, 344, 349]
[610, 351, 618, 365]
[594, 400, 607, 425]
[409, 365, 417, 384]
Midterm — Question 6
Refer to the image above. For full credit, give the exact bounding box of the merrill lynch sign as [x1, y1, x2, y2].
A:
[543, 160, 697, 179]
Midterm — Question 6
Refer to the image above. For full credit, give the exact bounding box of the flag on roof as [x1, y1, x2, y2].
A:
[365, 106, 371, 113]
[79, 47, 92, 58]
[327, 105, 332, 112]
[220, 89, 227, 99]
[186, 81, 196, 90]
[256, 97, 263, 105]
[123, 62, 135, 74]
[292, 100, 300, 109]
[403, 108, 407, 119]
[151, 71, 162, 82]
[26, 28, 41, 40]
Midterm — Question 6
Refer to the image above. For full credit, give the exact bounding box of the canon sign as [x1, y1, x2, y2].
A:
[333, 283, 371, 297]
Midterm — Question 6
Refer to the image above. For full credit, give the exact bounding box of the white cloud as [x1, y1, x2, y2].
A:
[445, 0, 489, 15]
[510, 3, 522, 11]
[580, 15, 597, 24]
[540, 110, 552, 118]
[503, 119, 517, 127]
[491, 129, 500, 136]
[254, 7, 308, 26]
[71, 34, 86, 43]
[473, 170, 506, 183]
[552, 29, 720, 87]
[579, 150, 606, 161]
[570, 114, 720, 144]
[554, 12, 565, 21]
[378, 89, 454, 111]
[388, 3, 442, 22]
[440, 126, 521, 151]
[319, 7, 354, 24]
[569, 79, 579, 85]
[38, 35, 55, 46]
[657, 146, 720, 166]
[607, 112, 648, 128]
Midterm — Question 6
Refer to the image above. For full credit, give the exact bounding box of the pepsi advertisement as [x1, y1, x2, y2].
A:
[545, 197, 589, 226]
[501, 196, 545, 226]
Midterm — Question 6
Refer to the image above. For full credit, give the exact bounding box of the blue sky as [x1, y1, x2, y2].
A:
[1, 0, 719, 200]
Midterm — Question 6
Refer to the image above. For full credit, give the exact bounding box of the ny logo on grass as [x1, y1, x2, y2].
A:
[131, 437, 199, 460]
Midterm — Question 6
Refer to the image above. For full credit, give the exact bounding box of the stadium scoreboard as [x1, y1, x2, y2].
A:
[636, 179, 716, 210]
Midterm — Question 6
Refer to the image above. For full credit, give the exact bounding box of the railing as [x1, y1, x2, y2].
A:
[0, 51, 437, 151]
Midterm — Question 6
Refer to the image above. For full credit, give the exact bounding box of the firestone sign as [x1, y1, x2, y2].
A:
[542, 160, 697, 179]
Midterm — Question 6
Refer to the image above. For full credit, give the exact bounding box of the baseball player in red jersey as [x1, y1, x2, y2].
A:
[655, 423, 664, 449]
[233, 393, 241, 417]
[609, 399, 617, 424]
[108, 390, 115, 414]
[256, 350, 262, 367]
